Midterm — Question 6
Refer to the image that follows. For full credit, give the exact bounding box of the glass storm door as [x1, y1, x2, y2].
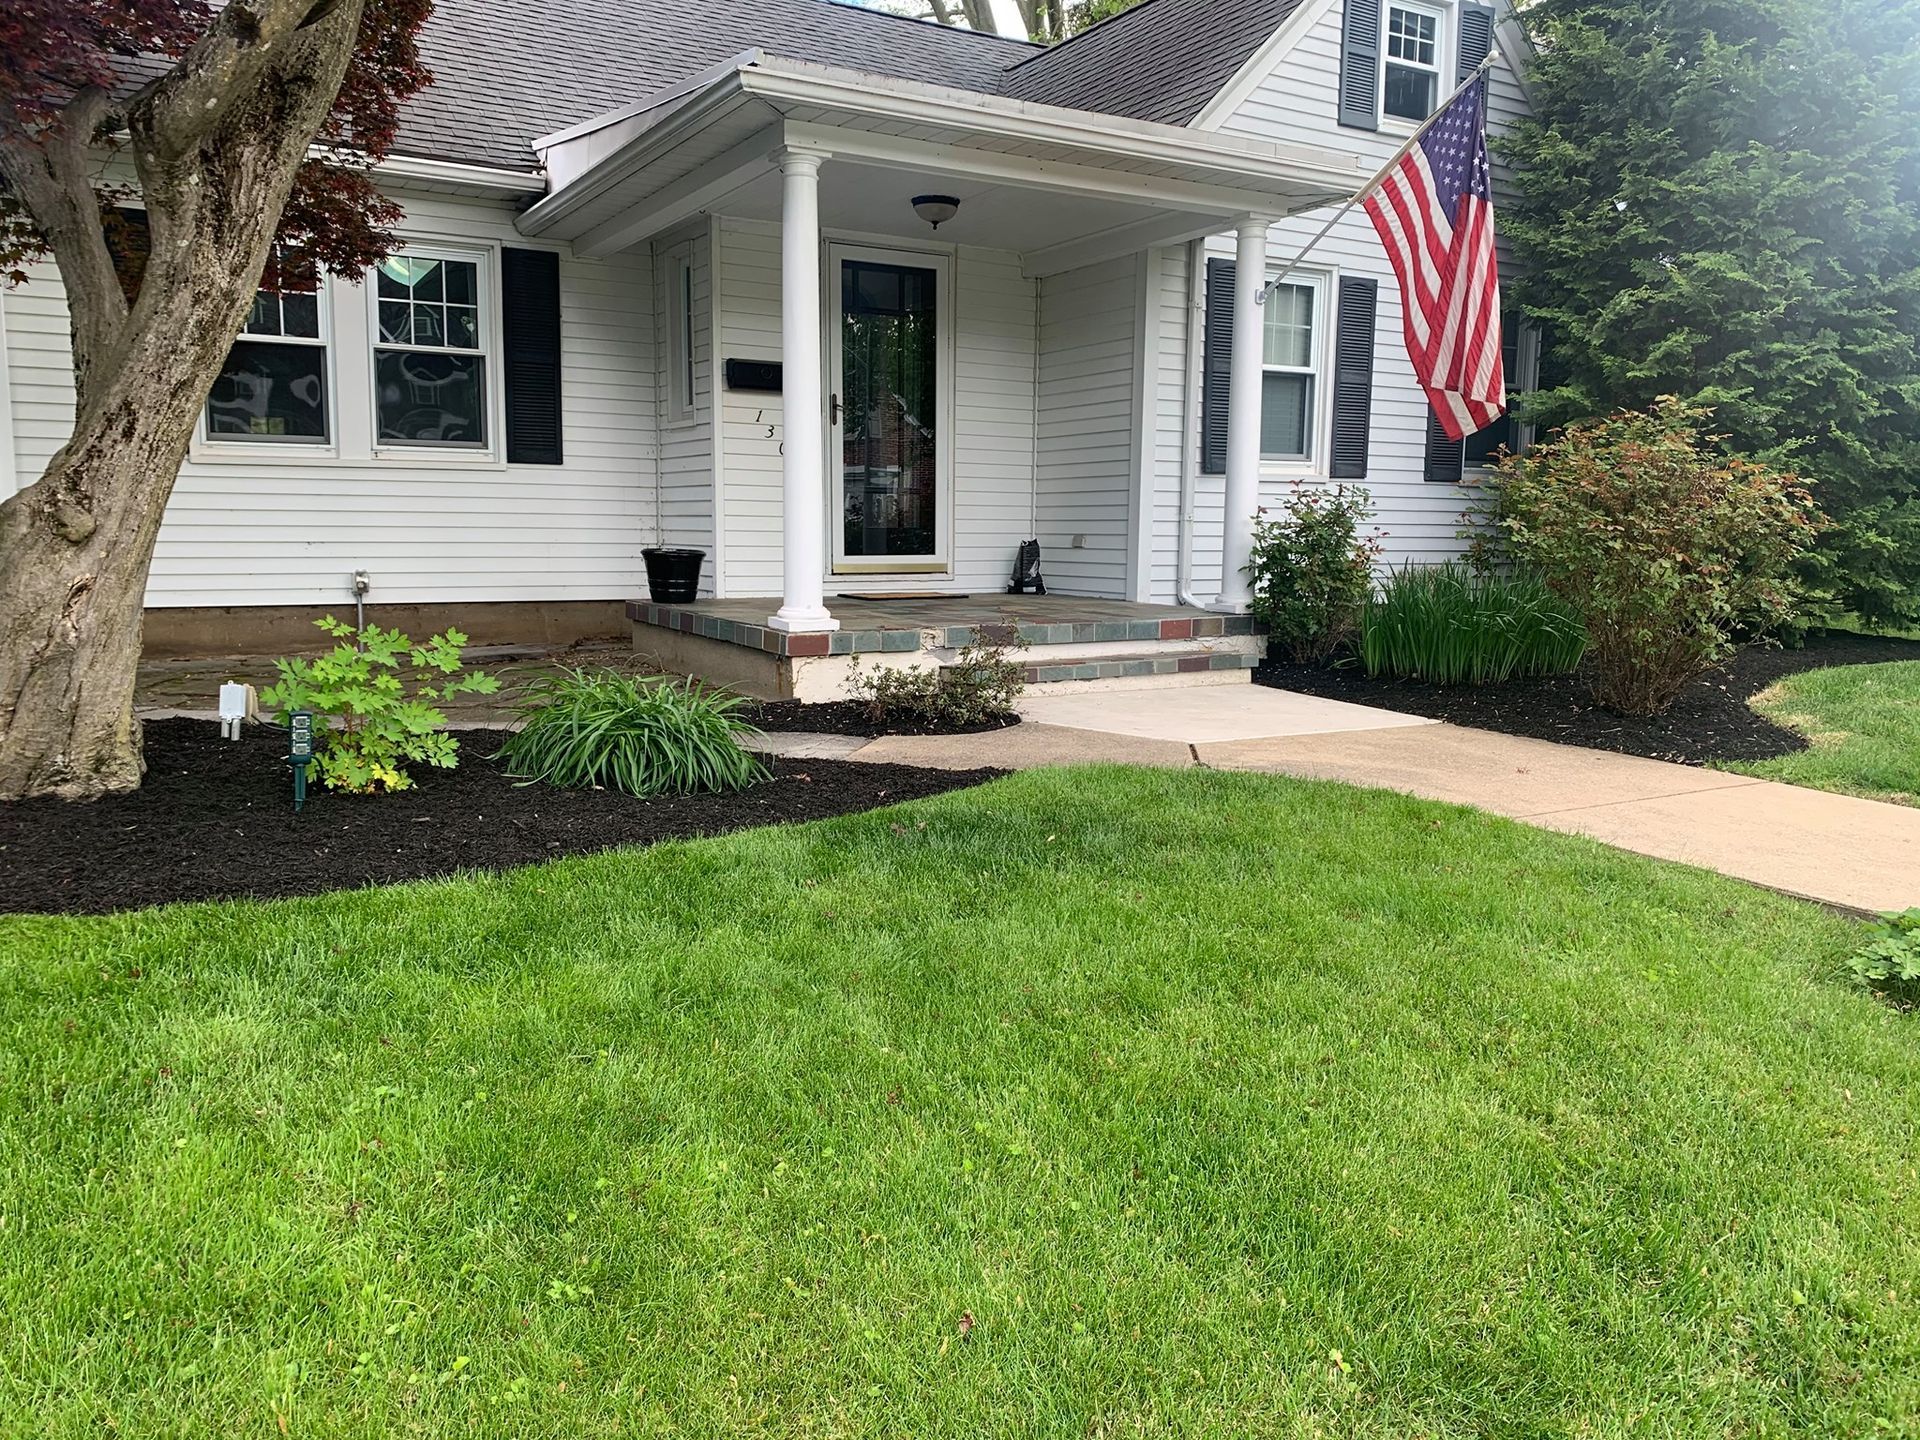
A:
[830, 246, 949, 573]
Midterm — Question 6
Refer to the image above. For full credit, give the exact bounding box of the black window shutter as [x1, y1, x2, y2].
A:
[1456, 1, 1497, 80]
[502, 246, 564, 465]
[1200, 257, 1235, 475]
[1328, 276, 1378, 480]
[1338, 0, 1382, 131]
[1424, 404, 1465, 483]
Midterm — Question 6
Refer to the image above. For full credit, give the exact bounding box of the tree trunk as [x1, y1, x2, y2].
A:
[0, 0, 367, 800]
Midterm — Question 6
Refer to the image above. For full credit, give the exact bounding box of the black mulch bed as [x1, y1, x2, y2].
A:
[0, 719, 1002, 918]
[739, 699, 1021, 738]
[1258, 629, 1920, 767]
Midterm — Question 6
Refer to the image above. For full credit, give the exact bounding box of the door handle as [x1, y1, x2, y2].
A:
[830, 393, 841, 426]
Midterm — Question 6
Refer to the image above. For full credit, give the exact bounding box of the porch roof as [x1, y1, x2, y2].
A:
[515, 54, 1367, 275]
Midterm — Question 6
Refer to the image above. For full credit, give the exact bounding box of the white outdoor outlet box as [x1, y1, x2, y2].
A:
[218, 681, 257, 741]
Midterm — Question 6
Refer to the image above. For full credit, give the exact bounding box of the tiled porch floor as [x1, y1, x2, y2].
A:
[627, 595, 1258, 659]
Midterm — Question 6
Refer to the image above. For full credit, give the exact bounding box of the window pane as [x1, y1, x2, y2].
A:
[376, 350, 486, 445]
[377, 261, 411, 298]
[379, 301, 412, 344]
[1263, 284, 1315, 368]
[413, 259, 444, 302]
[244, 292, 280, 337]
[206, 340, 328, 442]
[1385, 63, 1437, 120]
[1261, 372, 1312, 457]
[447, 305, 479, 349]
[279, 291, 320, 339]
[412, 303, 445, 347]
[445, 262, 477, 305]
[1388, 7, 1436, 62]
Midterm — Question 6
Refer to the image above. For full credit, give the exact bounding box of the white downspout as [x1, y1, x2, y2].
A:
[1176, 236, 1206, 608]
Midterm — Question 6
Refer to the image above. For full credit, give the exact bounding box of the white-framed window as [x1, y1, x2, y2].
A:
[204, 271, 331, 445]
[371, 247, 490, 448]
[1383, 0, 1446, 123]
[1261, 275, 1325, 462]
[665, 246, 696, 420]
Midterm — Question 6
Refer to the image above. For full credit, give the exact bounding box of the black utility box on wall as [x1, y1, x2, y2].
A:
[724, 358, 783, 392]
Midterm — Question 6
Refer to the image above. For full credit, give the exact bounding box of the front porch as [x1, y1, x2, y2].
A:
[629, 594, 1263, 701]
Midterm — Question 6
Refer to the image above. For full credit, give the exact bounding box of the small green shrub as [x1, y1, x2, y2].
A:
[260, 617, 497, 793]
[1848, 909, 1920, 1009]
[498, 669, 768, 797]
[1487, 398, 1821, 715]
[1246, 484, 1380, 663]
[1360, 563, 1588, 685]
[851, 638, 1024, 729]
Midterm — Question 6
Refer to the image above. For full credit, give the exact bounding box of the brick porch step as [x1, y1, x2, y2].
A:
[1016, 647, 1260, 690]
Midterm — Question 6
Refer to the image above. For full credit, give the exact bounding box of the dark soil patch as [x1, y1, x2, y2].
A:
[740, 699, 1021, 738]
[0, 719, 1001, 918]
[1258, 630, 1920, 767]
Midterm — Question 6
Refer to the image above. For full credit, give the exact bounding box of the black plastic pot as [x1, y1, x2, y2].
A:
[642, 547, 706, 604]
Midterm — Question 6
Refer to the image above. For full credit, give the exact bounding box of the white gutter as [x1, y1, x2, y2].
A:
[371, 153, 547, 197]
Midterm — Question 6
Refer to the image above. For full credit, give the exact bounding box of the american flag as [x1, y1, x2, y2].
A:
[1362, 73, 1505, 440]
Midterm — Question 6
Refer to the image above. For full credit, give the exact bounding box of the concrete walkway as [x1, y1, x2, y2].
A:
[764, 686, 1919, 916]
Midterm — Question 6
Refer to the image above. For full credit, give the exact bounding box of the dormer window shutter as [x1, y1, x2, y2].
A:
[502, 246, 564, 465]
[1338, 0, 1383, 130]
[1457, 1, 1497, 79]
[1328, 277, 1378, 479]
[1200, 257, 1235, 475]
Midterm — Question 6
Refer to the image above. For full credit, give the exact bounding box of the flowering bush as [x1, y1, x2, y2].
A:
[1487, 398, 1820, 714]
[1246, 484, 1381, 663]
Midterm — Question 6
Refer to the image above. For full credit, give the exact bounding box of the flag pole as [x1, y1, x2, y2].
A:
[1255, 47, 1502, 305]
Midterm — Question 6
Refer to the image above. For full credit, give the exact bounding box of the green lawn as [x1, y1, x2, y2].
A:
[2, 767, 1916, 1438]
[1733, 660, 1920, 805]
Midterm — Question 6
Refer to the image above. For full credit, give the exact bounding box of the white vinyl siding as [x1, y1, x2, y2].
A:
[710, 217, 1035, 598]
[1, 188, 656, 607]
[654, 223, 715, 588]
[1034, 254, 1140, 598]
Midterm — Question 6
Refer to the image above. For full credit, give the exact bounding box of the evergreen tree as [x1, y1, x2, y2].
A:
[1501, 0, 1920, 624]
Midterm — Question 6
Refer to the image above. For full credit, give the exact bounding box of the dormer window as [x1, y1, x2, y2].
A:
[1383, 2, 1444, 122]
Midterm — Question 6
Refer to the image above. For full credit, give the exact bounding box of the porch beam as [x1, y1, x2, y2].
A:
[767, 147, 839, 636]
[780, 123, 1345, 220]
[571, 129, 781, 259]
[1020, 211, 1223, 279]
[1213, 216, 1272, 614]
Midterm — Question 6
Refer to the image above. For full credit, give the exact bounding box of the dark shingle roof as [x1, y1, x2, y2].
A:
[391, 0, 1303, 173]
[397, 0, 1037, 171]
[998, 0, 1305, 124]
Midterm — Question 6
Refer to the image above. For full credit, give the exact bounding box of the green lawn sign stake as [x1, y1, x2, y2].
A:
[288, 710, 314, 811]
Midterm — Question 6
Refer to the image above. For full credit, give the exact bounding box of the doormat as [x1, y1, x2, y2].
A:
[836, 592, 971, 601]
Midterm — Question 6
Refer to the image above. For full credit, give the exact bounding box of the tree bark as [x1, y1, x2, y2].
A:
[0, 0, 366, 799]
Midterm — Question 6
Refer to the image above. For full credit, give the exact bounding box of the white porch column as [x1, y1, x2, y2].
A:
[1213, 215, 1271, 613]
[768, 147, 839, 634]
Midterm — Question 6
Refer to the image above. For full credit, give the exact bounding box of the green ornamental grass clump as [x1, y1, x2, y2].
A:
[499, 668, 768, 797]
[1360, 562, 1588, 685]
[260, 616, 498, 793]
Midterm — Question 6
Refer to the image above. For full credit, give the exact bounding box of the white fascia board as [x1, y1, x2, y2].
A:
[517, 84, 765, 238]
[740, 57, 1369, 194]
[1190, 0, 1340, 132]
[521, 54, 1369, 242]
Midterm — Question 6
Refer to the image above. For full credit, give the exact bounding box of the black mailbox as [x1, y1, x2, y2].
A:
[724, 358, 783, 392]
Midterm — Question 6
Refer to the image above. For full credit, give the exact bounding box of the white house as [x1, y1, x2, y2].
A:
[0, 0, 1536, 697]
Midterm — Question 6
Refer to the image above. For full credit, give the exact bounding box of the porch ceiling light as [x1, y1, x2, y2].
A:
[911, 194, 960, 230]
